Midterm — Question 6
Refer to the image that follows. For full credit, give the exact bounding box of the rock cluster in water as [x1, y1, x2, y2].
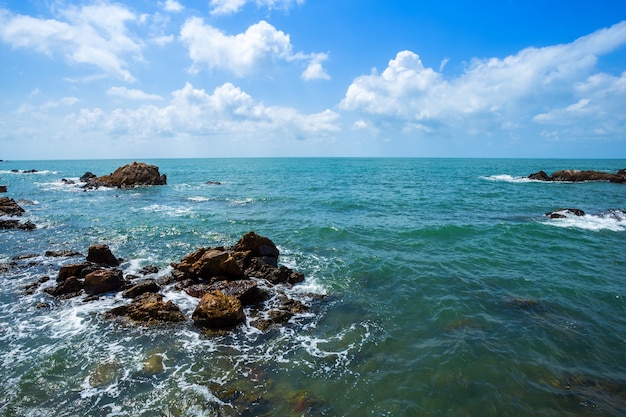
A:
[0, 197, 36, 230]
[529, 169, 626, 183]
[39, 232, 311, 331]
[81, 161, 167, 189]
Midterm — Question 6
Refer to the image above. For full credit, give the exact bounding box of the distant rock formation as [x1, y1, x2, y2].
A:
[82, 162, 166, 189]
[529, 169, 626, 183]
[0, 197, 35, 230]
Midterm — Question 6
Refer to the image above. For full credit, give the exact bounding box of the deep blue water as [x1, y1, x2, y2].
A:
[1, 158, 625, 416]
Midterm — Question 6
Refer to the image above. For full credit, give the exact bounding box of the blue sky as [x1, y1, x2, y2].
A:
[1, 0, 626, 159]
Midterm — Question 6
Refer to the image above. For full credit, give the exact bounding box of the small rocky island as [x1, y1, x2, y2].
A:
[0, 197, 36, 230]
[81, 161, 167, 189]
[529, 169, 626, 183]
[37, 232, 314, 332]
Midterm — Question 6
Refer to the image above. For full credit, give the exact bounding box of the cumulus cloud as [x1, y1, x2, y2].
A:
[209, 0, 304, 16]
[0, 4, 143, 82]
[107, 86, 163, 100]
[163, 0, 184, 12]
[340, 21, 626, 140]
[74, 82, 340, 138]
[180, 18, 329, 80]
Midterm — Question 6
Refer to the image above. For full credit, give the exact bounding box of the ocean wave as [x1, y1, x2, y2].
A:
[543, 210, 625, 232]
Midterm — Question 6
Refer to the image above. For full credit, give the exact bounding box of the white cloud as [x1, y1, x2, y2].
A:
[180, 18, 328, 80]
[74, 82, 340, 139]
[301, 52, 331, 80]
[163, 0, 184, 12]
[107, 86, 163, 100]
[0, 4, 142, 82]
[209, 0, 304, 16]
[340, 21, 626, 140]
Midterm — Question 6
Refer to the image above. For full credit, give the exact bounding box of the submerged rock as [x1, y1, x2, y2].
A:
[546, 208, 586, 219]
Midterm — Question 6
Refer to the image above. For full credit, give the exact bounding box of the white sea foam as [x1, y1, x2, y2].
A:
[482, 174, 535, 183]
[139, 204, 192, 216]
[187, 196, 211, 202]
[543, 210, 625, 232]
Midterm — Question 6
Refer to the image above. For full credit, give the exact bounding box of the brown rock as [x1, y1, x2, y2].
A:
[192, 291, 245, 329]
[0, 197, 25, 216]
[0, 185, 6, 193]
[86, 244, 120, 266]
[106, 293, 185, 324]
[44, 276, 84, 298]
[172, 248, 243, 280]
[84, 269, 124, 295]
[95, 162, 166, 188]
[122, 279, 160, 298]
[233, 231, 279, 267]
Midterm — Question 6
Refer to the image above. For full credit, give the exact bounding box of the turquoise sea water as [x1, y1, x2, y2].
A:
[1, 158, 625, 416]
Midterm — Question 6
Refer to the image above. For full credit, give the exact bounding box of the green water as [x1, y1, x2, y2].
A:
[1, 158, 625, 416]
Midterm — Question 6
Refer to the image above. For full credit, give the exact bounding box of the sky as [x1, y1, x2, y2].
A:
[1, 0, 626, 159]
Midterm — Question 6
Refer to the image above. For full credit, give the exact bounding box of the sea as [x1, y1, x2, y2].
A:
[0, 158, 625, 417]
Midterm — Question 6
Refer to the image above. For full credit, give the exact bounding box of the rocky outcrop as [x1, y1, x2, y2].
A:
[0, 197, 25, 216]
[38, 232, 314, 331]
[82, 162, 166, 189]
[529, 169, 626, 183]
[106, 293, 185, 324]
[0, 185, 6, 193]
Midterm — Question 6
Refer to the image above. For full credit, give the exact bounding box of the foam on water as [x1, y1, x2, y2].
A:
[482, 174, 536, 183]
[543, 210, 626, 232]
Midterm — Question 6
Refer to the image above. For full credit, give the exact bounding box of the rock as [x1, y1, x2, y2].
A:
[172, 248, 244, 281]
[0, 197, 25, 216]
[44, 276, 84, 298]
[45, 250, 82, 257]
[86, 244, 120, 266]
[528, 170, 551, 181]
[0, 185, 6, 193]
[192, 291, 245, 329]
[138, 265, 159, 275]
[84, 268, 124, 295]
[80, 172, 97, 182]
[233, 231, 280, 266]
[106, 292, 185, 324]
[122, 279, 160, 298]
[546, 208, 586, 219]
[186, 280, 268, 306]
[61, 178, 75, 185]
[92, 162, 166, 188]
[205, 181, 221, 185]
[529, 169, 626, 183]
[245, 259, 305, 285]
[0, 219, 35, 230]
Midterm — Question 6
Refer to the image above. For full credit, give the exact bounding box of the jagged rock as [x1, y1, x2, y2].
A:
[192, 291, 245, 329]
[245, 259, 305, 285]
[185, 280, 268, 306]
[233, 231, 279, 267]
[0, 219, 35, 230]
[0, 197, 25, 216]
[138, 265, 159, 275]
[106, 293, 185, 324]
[528, 169, 626, 183]
[84, 269, 124, 295]
[122, 279, 160, 298]
[44, 276, 84, 298]
[80, 172, 97, 182]
[172, 247, 244, 281]
[86, 244, 120, 266]
[85, 162, 166, 189]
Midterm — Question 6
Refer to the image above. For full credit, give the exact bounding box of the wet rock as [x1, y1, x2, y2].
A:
[45, 250, 82, 258]
[122, 279, 160, 298]
[61, 178, 75, 185]
[186, 280, 269, 306]
[0, 185, 6, 193]
[12, 253, 38, 260]
[79, 172, 97, 182]
[192, 291, 245, 329]
[245, 260, 305, 285]
[138, 265, 159, 275]
[172, 247, 244, 281]
[86, 244, 120, 266]
[528, 169, 626, 183]
[57, 263, 90, 282]
[0, 197, 25, 216]
[84, 268, 124, 295]
[44, 276, 84, 298]
[106, 292, 185, 324]
[84, 162, 166, 189]
[546, 208, 586, 219]
[233, 231, 280, 267]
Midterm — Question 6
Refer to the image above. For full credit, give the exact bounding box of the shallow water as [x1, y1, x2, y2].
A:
[1, 158, 625, 416]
